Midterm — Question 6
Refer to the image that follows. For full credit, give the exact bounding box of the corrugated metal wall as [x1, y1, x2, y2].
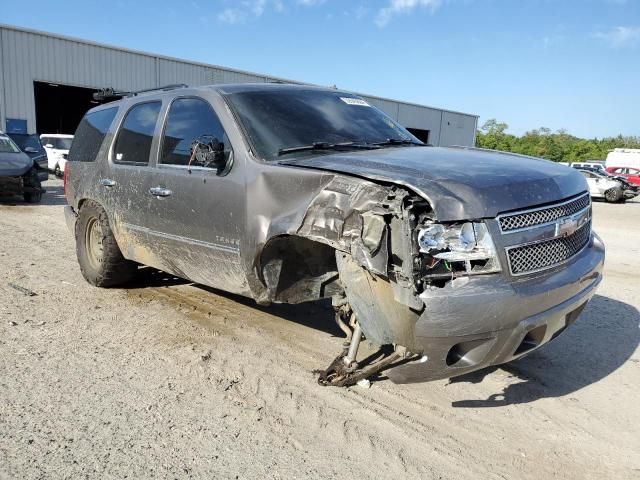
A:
[0, 24, 478, 146]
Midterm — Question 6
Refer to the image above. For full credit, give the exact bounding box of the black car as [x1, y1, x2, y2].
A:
[8, 133, 49, 182]
[0, 132, 46, 203]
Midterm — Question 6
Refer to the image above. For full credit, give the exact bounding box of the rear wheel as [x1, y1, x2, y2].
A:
[75, 200, 136, 287]
[604, 187, 622, 203]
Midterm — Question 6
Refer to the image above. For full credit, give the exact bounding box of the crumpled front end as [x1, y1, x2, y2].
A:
[279, 174, 605, 385]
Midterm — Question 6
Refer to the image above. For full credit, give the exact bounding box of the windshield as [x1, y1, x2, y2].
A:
[0, 136, 21, 154]
[55, 138, 73, 150]
[224, 89, 420, 161]
[9, 134, 42, 152]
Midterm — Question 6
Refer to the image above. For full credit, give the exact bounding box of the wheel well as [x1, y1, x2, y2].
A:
[77, 198, 90, 211]
[259, 235, 342, 303]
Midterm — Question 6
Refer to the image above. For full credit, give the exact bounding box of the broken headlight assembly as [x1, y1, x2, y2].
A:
[416, 222, 501, 286]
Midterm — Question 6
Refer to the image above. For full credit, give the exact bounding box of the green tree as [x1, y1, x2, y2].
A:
[475, 121, 640, 162]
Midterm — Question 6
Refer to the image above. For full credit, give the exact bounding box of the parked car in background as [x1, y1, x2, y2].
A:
[570, 162, 607, 174]
[573, 164, 639, 198]
[570, 161, 605, 170]
[40, 134, 74, 176]
[577, 169, 634, 202]
[63, 83, 604, 387]
[0, 131, 45, 203]
[606, 166, 640, 187]
[7, 133, 49, 182]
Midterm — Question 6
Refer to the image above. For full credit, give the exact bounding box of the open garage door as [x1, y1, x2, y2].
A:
[406, 128, 430, 144]
[33, 81, 102, 135]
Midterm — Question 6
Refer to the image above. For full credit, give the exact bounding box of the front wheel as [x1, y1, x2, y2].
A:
[54, 164, 62, 177]
[75, 200, 136, 287]
[23, 191, 42, 203]
[604, 187, 622, 203]
[23, 170, 42, 203]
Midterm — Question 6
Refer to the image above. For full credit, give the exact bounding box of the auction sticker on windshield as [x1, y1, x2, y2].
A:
[340, 97, 370, 106]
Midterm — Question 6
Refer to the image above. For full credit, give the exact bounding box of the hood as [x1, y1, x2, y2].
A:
[0, 151, 33, 177]
[280, 146, 588, 221]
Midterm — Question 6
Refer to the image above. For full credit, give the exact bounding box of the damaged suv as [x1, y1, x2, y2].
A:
[64, 84, 604, 386]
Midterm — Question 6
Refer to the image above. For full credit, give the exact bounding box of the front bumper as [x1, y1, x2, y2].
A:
[0, 176, 45, 196]
[386, 233, 605, 384]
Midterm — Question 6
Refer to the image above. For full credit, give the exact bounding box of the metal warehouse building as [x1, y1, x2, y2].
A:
[0, 23, 478, 146]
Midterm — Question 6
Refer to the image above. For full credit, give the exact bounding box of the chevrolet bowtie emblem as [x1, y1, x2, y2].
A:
[556, 217, 578, 237]
[555, 208, 590, 238]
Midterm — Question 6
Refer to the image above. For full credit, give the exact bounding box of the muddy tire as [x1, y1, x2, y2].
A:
[604, 187, 623, 203]
[75, 200, 136, 287]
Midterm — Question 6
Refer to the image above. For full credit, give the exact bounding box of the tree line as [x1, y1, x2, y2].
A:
[475, 119, 640, 162]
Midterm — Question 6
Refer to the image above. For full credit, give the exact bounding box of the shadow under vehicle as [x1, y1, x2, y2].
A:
[63, 83, 605, 387]
[449, 294, 639, 407]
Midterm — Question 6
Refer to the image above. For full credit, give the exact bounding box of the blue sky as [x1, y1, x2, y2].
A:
[1, 0, 639, 138]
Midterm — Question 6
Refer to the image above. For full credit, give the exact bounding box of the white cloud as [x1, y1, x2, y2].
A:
[218, 7, 246, 24]
[595, 26, 640, 48]
[376, 0, 443, 27]
[218, 0, 320, 24]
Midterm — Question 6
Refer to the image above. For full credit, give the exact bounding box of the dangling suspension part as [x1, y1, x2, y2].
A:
[317, 303, 403, 387]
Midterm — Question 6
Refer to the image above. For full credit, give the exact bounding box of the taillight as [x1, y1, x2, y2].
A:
[63, 166, 68, 200]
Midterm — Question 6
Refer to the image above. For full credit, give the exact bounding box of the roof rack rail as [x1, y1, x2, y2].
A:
[93, 84, 188, 101]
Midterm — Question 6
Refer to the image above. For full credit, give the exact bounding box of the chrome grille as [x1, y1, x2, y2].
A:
[499, 193, 591, 232]
[507, 221, 591, 275]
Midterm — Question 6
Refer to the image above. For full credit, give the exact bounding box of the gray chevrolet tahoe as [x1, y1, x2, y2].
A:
[64, 83, 604, 386]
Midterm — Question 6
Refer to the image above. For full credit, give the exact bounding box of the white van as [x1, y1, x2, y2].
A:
[606, 149, 640, 169]
[40, 134, 74, 176]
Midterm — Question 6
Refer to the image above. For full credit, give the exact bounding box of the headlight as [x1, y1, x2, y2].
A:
[417, 222, 501, 272]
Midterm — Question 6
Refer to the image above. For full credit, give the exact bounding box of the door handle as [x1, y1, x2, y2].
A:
[149, 186, 172, 197]
[100, 178, 116, 187]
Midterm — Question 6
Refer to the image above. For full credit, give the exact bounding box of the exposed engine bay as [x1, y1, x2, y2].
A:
[262, 175, 505, 386]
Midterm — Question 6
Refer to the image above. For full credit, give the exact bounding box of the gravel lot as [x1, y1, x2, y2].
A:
[1, 178, 639, 480]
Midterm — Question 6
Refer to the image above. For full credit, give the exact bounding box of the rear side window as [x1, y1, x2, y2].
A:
[160, 97, 231, 167]
[114, 102, 162, 165]
[68, 107, 118, 162]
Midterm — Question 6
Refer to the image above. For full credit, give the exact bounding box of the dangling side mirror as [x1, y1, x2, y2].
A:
[189, 137, 232, 175]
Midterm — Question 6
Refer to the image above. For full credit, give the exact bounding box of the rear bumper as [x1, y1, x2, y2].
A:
[386, 233, 605, 384]
[64, 205, 77, 234]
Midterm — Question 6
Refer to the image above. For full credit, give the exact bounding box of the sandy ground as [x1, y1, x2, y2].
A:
[0, 178, 638, 480]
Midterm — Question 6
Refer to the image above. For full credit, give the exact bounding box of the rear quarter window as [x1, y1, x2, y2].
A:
[68, 107, 119, 162]
[113, 102, 162, 165]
